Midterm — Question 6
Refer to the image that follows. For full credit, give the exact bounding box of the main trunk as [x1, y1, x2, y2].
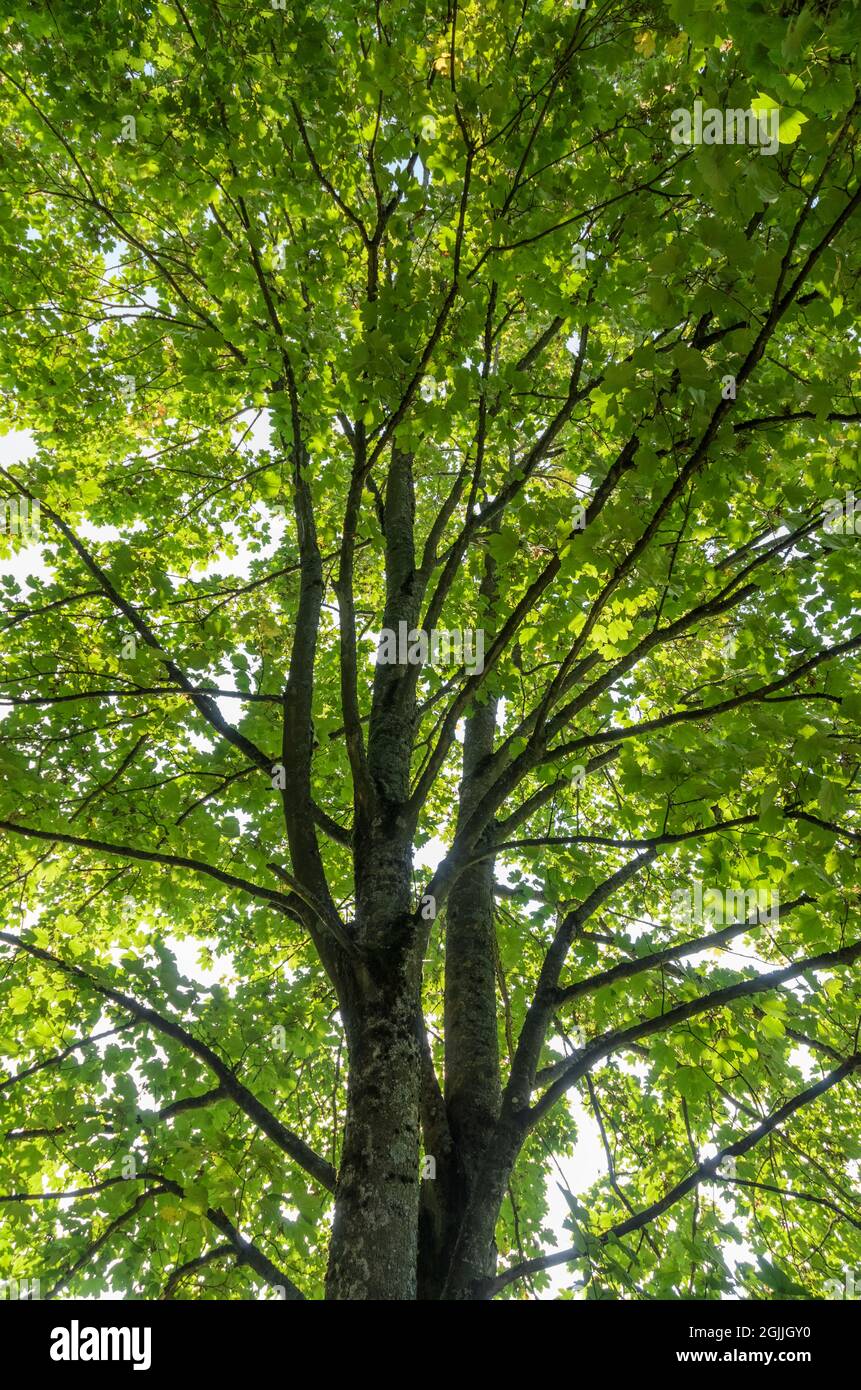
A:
[325, 805, 423, 1298]
[324, 954, 423, 1300]
[326, 449, 513, 1299]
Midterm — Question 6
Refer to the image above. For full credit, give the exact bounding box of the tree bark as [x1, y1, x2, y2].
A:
[325, 941, 423, 1300]
[326, 445, 426, 1299]
[420, 547, 503, 1298]
[436, 701, 501, 1293]
[441, 1115, 523, 1299]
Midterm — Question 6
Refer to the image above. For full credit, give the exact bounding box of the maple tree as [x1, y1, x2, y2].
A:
[1, 0, 860, 1302]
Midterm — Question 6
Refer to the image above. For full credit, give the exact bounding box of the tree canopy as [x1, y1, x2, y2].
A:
[0, 0, 860, 1302]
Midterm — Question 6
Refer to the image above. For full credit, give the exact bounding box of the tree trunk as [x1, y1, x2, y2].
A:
[325, 949, 423, 1300]
[438, 703, 501, 1292]
[325, 442, 427, 1300]
[442, 1115, 523, 1300]
[325, 832, 423, 1300]
[419, 546, 504, 1298]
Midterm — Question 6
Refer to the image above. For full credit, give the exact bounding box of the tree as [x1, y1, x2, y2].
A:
[0, 0, 860, 1304]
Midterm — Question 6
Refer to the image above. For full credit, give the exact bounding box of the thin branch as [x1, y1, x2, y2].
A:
[0, 930, 337, 1193]
[489, 1050, 861, 1296]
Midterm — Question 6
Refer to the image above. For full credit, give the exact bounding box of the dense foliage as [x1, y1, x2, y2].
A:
[0, 0, 860, 1300]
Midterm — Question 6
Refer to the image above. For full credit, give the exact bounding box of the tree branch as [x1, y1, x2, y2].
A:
[488, 1050, 861, 1296]
[0, 930, 337, 1193]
